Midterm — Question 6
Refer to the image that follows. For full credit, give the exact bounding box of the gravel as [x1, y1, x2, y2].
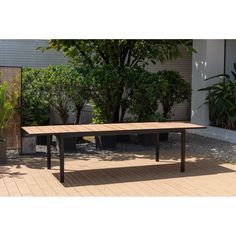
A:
[7, 133, 236, 163]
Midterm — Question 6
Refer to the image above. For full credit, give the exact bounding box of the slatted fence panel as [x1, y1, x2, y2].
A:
[0, 66, 21, 150]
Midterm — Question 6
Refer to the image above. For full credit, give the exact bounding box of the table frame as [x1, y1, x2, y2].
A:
[46, 129, 186, 183]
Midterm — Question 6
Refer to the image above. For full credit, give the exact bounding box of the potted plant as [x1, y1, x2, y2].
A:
[45, 65, 88, 151]
[0, 81, 17, 163]
[128, 68, 167, 146]
[136, 70, 190, 145]
[22, 67, 50, 150]
[46, 65, 75, 150]
[83, 65, 125, 149]
[68, 66, 89, 143]
[198, 64, 236, 130]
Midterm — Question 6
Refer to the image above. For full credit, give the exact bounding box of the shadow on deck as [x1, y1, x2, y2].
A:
[51, 158, 235, 187]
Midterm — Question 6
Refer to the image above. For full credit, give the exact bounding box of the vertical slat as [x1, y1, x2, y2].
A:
[47, 135, 52, 169]
[181, 130, 186, 172]
[59, 134, 65, 183]
[156, 133, 160, 162]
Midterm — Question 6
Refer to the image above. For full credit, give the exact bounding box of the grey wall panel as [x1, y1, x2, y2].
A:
[0, 40, 68, 68]
[225, 40, 236, 76]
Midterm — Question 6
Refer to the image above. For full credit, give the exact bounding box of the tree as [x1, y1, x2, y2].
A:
[22, 67, 50, 126]
[84, 65, 124, 123]
[69, 67, 89, 124]
[45, 65, 88, 125]
[45, 40, 195, 122]
[128, 67, 162, 121]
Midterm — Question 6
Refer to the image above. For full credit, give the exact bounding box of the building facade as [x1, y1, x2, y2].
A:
[190, 39, 236, 143]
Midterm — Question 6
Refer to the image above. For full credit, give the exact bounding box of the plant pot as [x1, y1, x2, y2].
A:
[0, 141, 7, 164]
[56, 136, 77, 152]
[22, 136, 36, 155]
[95, 135, 117, 150]
[138, 134, 157, 146]
[159, 133, 169, 141]
[116, 135, 130, 143]
[36, 135, 47, 145]
[138, 133, 169, 146]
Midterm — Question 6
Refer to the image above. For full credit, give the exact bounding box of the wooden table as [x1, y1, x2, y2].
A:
[22, 122, 206, 183]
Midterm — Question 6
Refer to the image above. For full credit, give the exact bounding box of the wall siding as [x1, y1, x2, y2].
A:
[0, 40, 68, 68]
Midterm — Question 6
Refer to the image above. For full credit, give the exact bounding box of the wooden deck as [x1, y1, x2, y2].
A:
[1, 151, 236, 196]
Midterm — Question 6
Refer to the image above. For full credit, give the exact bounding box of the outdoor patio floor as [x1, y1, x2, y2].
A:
[1, 148, 236, 196]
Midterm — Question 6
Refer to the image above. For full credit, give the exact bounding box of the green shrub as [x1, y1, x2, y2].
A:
[22, 65, 88, 126]
[199, 64, 236, 130]
[128, 69, 190, 121]
[128, 68, 163, 121]
[22, 67, 50, 126]
[44, 64, 88, 124]
[157, 70, 191, 118]
[84, 65, 124, 124]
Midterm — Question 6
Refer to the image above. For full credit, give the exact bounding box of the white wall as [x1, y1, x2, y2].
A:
[191, 40, 225, 126]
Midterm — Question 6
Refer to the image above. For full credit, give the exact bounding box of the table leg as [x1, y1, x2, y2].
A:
[47, 135, 52, 169]
[156, 133, 160, 162]
[181, 130, 186, 172]
[59, 134, 65, 183]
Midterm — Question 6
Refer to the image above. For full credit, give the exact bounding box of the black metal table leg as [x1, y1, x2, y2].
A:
[59, 134, 65, 183]
[181, 130, 186, 172]
[156, 133, 160, 162]
[47, 135, 52, 169]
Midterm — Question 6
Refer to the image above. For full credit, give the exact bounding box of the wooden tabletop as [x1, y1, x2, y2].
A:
[22, 122, 206, 136]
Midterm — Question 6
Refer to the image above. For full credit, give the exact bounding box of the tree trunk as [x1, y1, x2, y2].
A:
[120, 106, 127, 123]
[112, 87, 124, 123]
[162, 103, 171, 119]
[75, 104, 84, 143]
[120, 86, 130, 122]
[113, 105, 120, 123]
[61, 113, 68, 125]
[75, 104, 83, 124]
[58, 109, 69, 125]
[120, 98, 129, 123]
